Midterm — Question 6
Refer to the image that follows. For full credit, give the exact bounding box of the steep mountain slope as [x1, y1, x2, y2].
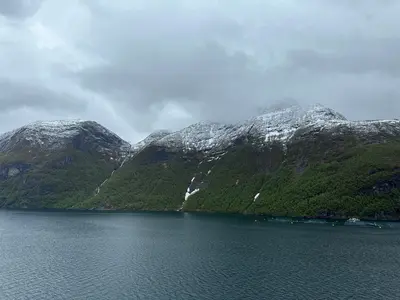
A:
[81, 104, 400, 219]
[0, 120, 130, 208]
[1, 104, 400, 219]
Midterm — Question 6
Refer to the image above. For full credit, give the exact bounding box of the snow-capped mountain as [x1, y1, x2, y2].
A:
[0, 120, 131, 157]
[134, 103, 400, 152]
[1, 103, 399, 157]
[131, 130, 172, 152]
[1, 103, 399, 215]
[153, 122, 242, 152]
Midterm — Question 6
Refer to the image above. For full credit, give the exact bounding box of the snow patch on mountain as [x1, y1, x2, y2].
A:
[254, 193, 260, 202]
[185, 188, 200, 201]
[178, 176, 200, 210]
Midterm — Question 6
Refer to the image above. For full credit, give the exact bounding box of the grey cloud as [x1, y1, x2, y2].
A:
[2, 0, 400, 139]
[78, 42, 266, 121]
[287, 38, 400, 76]
[68, 0, 400, 132]
[0, 0, 43, 19]
[71, 4, 267, 126]
[0, 78, 87, 112]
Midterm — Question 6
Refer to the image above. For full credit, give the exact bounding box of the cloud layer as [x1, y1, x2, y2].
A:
[1, 0, 400, 142]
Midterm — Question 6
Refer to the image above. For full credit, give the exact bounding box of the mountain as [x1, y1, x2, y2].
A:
[0, 120, 131, 154]
[140, 103, 399, 152]
[1, 104, 400, 219]
[0, 120, 130, 208]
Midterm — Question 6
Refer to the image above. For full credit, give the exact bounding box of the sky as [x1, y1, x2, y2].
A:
[0, 0, 399, 143]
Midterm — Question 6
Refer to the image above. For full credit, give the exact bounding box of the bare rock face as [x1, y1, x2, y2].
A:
[0, 163, 30, 180]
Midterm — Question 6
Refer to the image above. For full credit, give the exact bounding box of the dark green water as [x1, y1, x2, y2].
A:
[1, 211, 400, 300]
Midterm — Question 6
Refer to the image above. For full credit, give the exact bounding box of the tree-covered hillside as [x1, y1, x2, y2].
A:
[81, 133, 400, 219]
[1, 107, 400, 220]
[0, 147, 118, 209]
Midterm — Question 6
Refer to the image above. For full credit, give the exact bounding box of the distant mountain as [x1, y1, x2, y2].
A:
[1, 105, 400, 219]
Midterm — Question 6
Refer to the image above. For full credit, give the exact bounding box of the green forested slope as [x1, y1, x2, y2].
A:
[0, 148, 118, 208]
[79, 146, 201, 210]
[1, 120, 400, 219]
[83, 133, 400, 219]
[249, 140, 400, 218]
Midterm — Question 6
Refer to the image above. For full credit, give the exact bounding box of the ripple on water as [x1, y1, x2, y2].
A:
[1, 211, 400, 300]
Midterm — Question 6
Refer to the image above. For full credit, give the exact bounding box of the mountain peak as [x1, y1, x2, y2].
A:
[132, 129, 173, 151]
[302, 104, 347, 124]
[28, 119, 87, 127]
[0, 119, 130, 155]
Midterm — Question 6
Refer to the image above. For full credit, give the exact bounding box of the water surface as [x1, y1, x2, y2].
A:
[0, 211, 399, 300]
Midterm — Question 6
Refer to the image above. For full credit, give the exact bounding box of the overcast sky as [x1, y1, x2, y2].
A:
[1, 0, 399, 143]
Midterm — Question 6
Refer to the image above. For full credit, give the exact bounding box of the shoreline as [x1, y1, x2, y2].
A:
[1, 207, 399, 223]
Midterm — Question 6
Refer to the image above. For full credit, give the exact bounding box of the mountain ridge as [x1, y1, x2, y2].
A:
[2, 103, 399, 155]
[133, 103, 400, 152]
[1, 103, 400, 219]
